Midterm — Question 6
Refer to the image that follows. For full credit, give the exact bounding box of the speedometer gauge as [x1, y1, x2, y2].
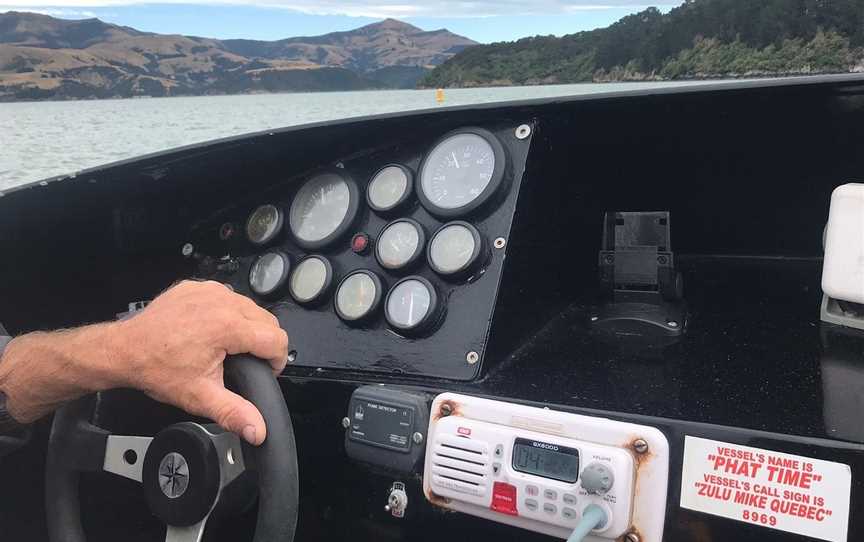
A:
[249, 250, 290, 297]
[418, 128, 506, 218]
[246, 204, 284, 246]
[289, 171, 360, 250]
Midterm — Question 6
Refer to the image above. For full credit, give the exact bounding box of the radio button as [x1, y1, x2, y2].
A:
[491, 482, 519, 516]
[543, 503, 557, 515]
[525, 499, 539, 512]
[562, 507, 577, 520]
[543, 489, 558, 501]
[563, 493, 578, 505]
[492, 462, 501, 475]
[494, 444, 504, 458]
[525, 485, 539, 497]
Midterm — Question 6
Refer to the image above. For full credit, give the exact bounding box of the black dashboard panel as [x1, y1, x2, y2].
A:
[188, 121, 533, 380]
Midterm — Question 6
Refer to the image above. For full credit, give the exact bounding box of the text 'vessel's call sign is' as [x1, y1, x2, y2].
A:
[680, 436, 851, 542]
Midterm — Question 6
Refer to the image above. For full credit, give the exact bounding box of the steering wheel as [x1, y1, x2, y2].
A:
[44, 354, 299, 542]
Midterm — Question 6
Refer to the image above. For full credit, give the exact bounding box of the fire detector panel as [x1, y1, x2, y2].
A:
[422, 393, 669, 541]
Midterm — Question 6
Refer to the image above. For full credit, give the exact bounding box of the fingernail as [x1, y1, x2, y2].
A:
[242, 425, 259, 445]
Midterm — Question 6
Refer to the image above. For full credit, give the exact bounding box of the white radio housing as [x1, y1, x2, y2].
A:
[422, 393, 669, 541]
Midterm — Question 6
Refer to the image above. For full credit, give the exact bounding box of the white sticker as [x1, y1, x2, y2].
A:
[681, 436, 851, 542]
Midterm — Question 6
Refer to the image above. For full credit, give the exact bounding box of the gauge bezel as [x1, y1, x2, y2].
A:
[375, 218, 427, 272]
[289, 169, 361, 251]
[417, 127, 507, 219]
[245, 204, 284, 247]
[248, 249, 291, 298]
[427, 221, 486, 280]
[384, 275, 441, 335]
[334, 269, 384, 324]
[288, 254, 334, 307]
[366, 164, 415, 214]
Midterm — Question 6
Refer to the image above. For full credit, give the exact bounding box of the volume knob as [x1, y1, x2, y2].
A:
[580, 462, 614, 495]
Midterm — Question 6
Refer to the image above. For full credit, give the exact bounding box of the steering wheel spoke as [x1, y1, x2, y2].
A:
[165, 516, 209, 542]
[103, 434, 153, 483]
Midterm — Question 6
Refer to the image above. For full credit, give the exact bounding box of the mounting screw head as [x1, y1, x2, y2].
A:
[633, 439, 649, 454]
[466, 351, 480, 365]
[515, 124, 532, 140]
[181, 243, 194, 257]
[341, 417, 351, 429]
[624, 533, 641, 542]
[494, 237, 507, 249]
[667, 320, 679, 328]
[440, 403, 453, 417]
[287, 350, 297, 363]
[412, 432, 424, 445]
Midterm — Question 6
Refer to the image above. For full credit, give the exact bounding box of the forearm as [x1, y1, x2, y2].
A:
[0, 323, 125, 423]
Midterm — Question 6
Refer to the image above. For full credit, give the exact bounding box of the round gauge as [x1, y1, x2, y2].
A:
[289, 171, 360, 250]
[367, 165, 413, 213]
[418, 128, 506, 218]
[249, 250, 291, 297]
[375, 219, 426, 271]
[246, 204, 284, 246]
[334, 270, 383, 323]
[385, 276, 441, 334]
[428, 221, 485, 278]
[289, 255, 333, 306]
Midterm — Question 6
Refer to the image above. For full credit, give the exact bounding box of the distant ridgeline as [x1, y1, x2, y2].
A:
[423, 0, 864, 87]
[0, 13, 475, 101]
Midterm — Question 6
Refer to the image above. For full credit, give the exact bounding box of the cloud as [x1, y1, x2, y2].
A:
[2, 0, 681, 18]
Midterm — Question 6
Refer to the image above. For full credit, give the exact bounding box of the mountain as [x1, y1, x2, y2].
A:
[0, 12, 476, 101]
[423, 0, 864, 87]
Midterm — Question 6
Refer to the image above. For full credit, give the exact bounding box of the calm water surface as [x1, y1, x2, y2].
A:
[1, 82, 714, 190]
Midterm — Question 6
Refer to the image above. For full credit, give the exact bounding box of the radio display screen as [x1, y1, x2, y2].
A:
[512, 438, 580, 483]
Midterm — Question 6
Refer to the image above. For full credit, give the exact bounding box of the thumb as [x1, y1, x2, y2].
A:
[191, 380, 267, 446]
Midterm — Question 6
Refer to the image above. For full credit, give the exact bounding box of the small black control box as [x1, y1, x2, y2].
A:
[344, 386, 429, 473]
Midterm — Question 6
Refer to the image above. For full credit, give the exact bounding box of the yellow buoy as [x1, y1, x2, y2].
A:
[435, 88, 445, 103]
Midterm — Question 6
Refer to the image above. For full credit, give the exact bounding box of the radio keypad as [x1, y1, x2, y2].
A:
[544, 489, 558, 501]
[563, 493, 578, 505]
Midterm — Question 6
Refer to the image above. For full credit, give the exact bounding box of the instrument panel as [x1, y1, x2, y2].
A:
[188, 123, 532, 380]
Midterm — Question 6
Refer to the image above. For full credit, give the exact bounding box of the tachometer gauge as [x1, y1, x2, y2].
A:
[246, 204, 284, 246]
[418, 128, 506, 218]
[367, 165, 413, 213]
[335, 270, 383, 324]
[428, 221, 485, 279]
[249, 250, 291, 297]
[385, 276, 441, 335]
[289, 171, 360, 250]
[375, 219, 425, 271]
[289, 255, 333, 306]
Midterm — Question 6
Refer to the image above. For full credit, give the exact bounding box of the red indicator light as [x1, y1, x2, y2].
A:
[351, 233, 370, 254]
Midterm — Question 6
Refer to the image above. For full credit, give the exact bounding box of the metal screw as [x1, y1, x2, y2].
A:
[590, 316, 599, 322]
[657, 255, 668, 265]
[625, 532, 641, 542]
[466, 351, 479, 365]
[287, 350, 297, 363]
[341, 417, 351, 429]
[633, 439, 649, 454]
[440, 403, 453, 417]
[412, 432, 424, 445]
[604, 254, 614, 264]
[181, 243, 194, 257]
[493, 237, 507, 249]
[336, 162, 345, 169]
[515, 124, 532, 140]
[667, 320, 679, 328]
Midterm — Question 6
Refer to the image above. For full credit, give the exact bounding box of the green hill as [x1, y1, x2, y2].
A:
[422, 0, 864, 87]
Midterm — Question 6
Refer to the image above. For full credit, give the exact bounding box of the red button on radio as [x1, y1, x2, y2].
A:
[491, 482, 518, 516]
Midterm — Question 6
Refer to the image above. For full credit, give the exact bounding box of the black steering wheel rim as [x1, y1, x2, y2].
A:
[45, 354, 299, 542]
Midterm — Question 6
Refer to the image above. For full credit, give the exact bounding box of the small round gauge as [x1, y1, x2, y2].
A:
[418, 128, 506, 218]
[367, 165, 413, 213]
[289, 171, 360, 250]
[428, 221, 485, 278]
[375, 219, 426, 271]
[385, 276, 441, 334]
[246, 204, 284, 246]
[334, 270, 383, 323]
[289, 255, 333, 306]
[249, 250, 291, 297]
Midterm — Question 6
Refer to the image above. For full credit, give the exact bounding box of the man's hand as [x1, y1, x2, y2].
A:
[0, 281, 289, 445]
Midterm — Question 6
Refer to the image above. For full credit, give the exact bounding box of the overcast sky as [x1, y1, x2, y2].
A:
[2, 1, 684, 42]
